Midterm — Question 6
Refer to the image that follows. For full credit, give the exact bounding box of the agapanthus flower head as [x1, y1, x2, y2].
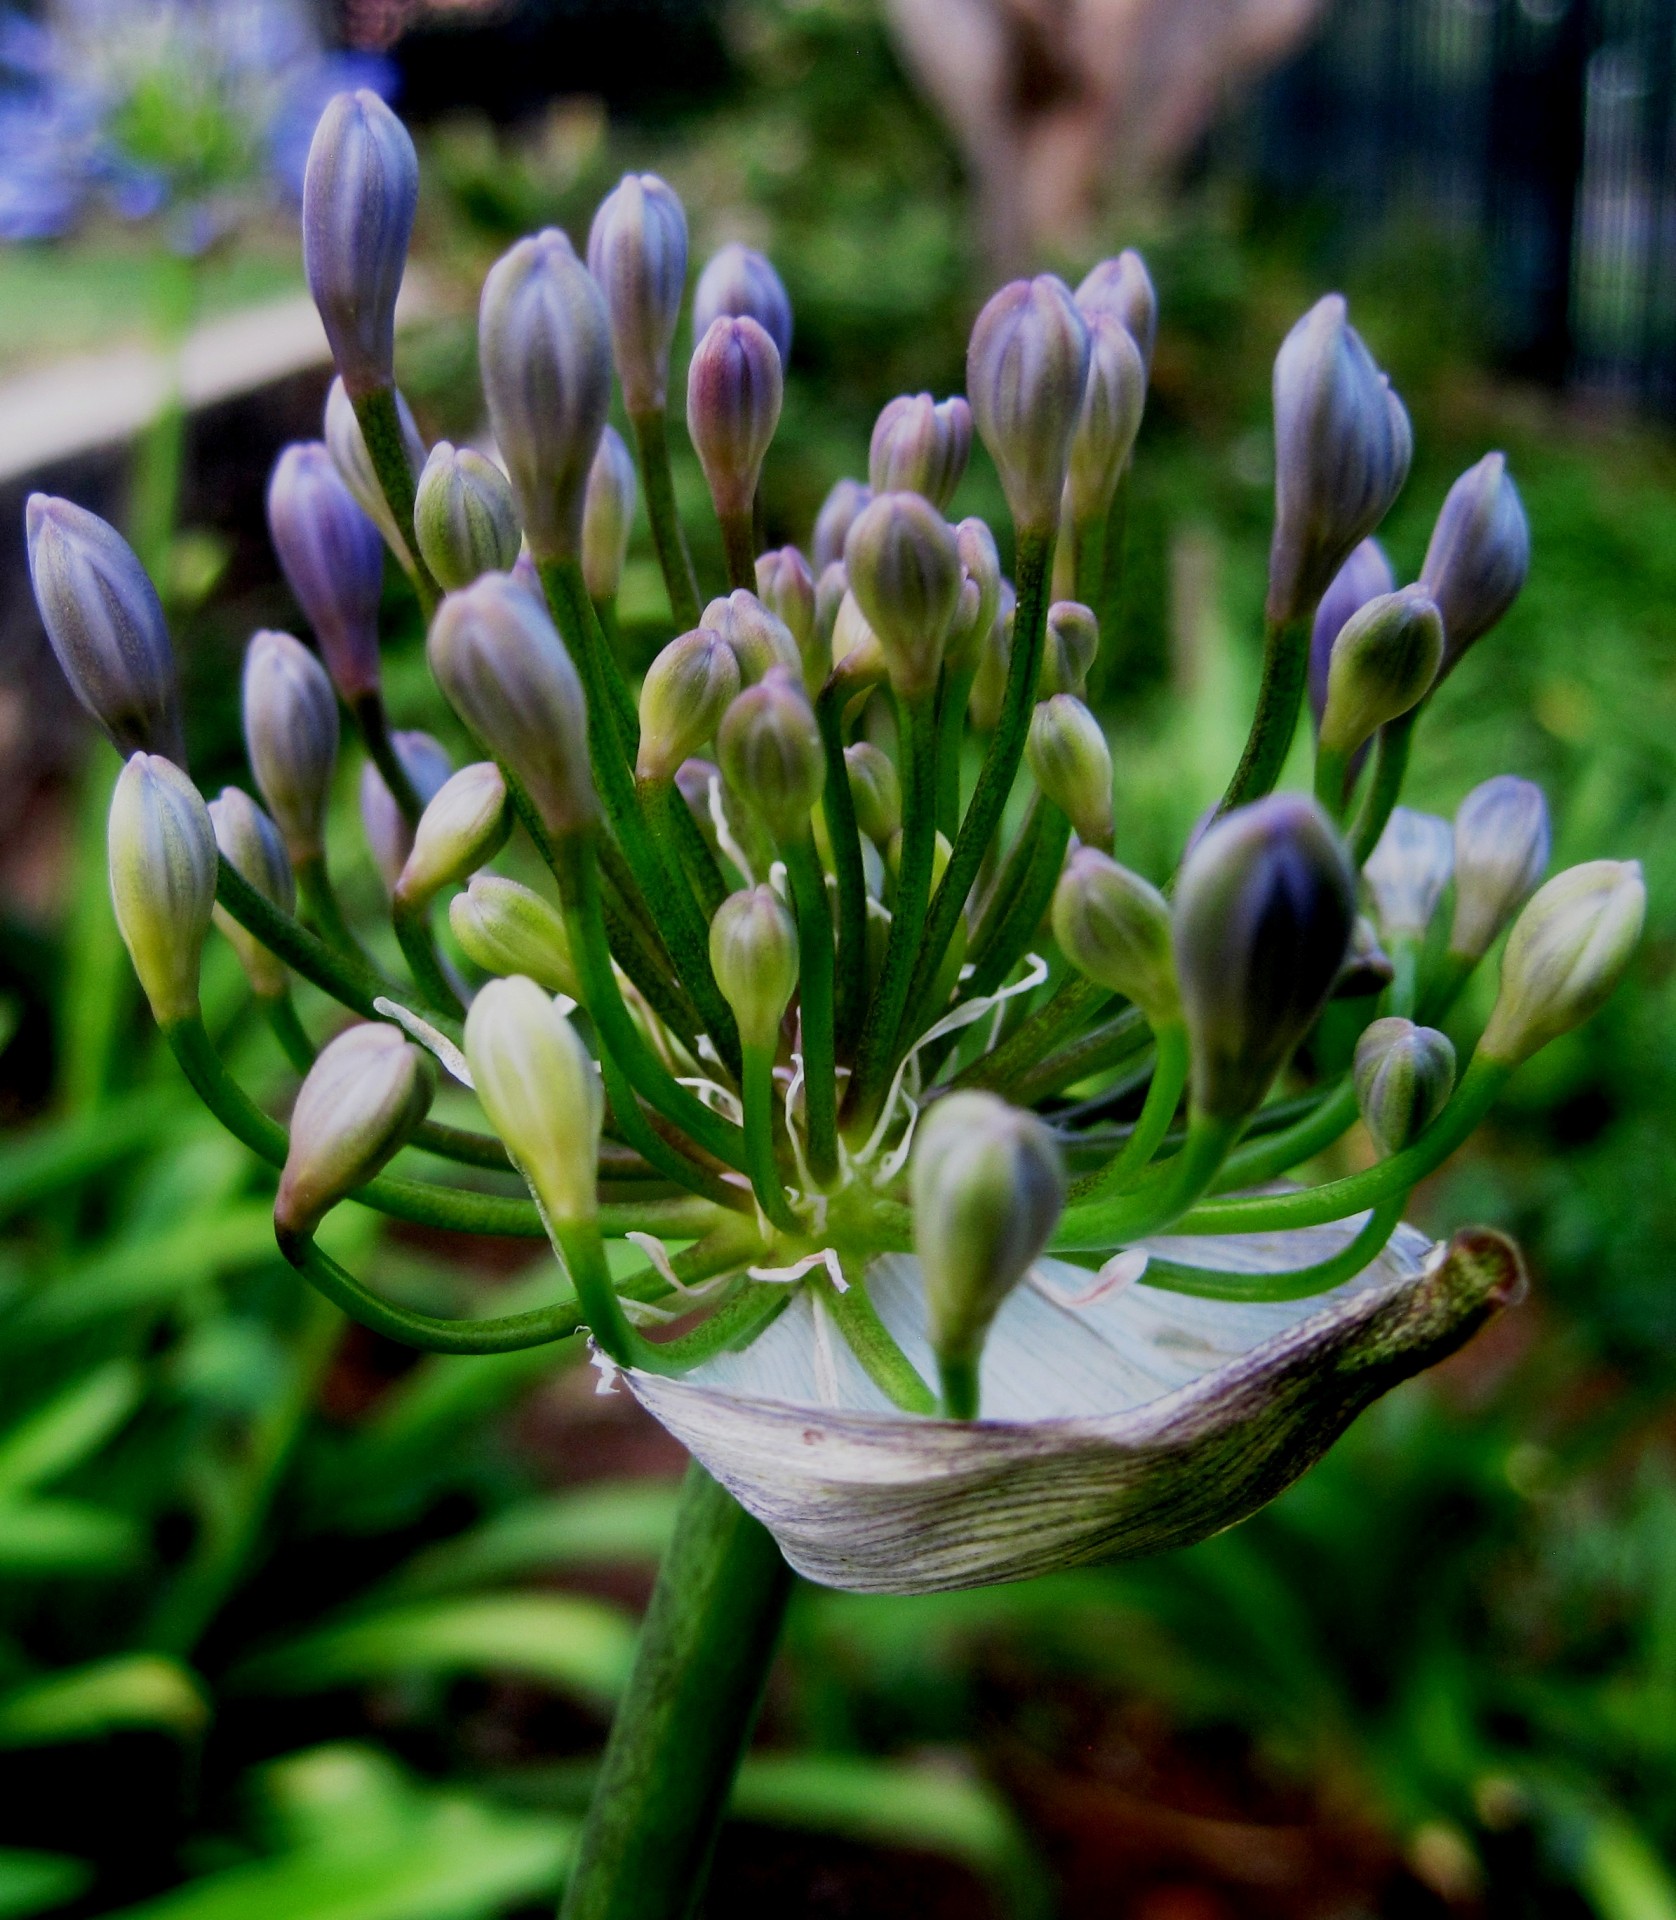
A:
[267, 441, 386, 701]
[693, 242, 792, 367]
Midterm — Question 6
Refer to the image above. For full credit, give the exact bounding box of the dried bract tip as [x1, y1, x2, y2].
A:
[1364, 807, 1453, 944]
[1066, 313, 1147, 527]
[1422, 452, 1530, 678]
[108, 753, 217, 1026]
[1028, 695, 1114, 850]
[268, 442, 387, 702]
[242, 630, 339, 866]
[1318, 584, 1442, 759]
[1051, 845, 1177, 1025]
[687, 315, 783, 523]
[717, 665, 825, 844]
[967, 275, 1091, 534]
[581, 425, 638, 604]
[210, 787, 295, 998]
[637, 628, 742, 783]
[414, 442, 522, 592]
[812, 479, 872, 573]
[709, 885, 799, 1052]
[1075, 249, 1157, 370]
[276, 1024, 435, 1237]
[395, 762, 510, 908]
[587, 172, 688, 415]
[26, 494, 181, 760]
[1354, 1017, 1456, 1155]
[302, 90, 418, 399]
[843, 492, 963, 698]
[1481, 861, 1645, 1067]
[450, 875, 578, 999]
[1449, 775, 1550, 964]
[868, 394, 973, 509]
[693, 243, 793, 367]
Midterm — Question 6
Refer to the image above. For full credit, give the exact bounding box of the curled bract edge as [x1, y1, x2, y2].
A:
[623, 1221, 1524, 1594]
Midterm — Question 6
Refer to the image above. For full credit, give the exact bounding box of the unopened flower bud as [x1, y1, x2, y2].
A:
[703, 589, 800, 683]
[813, 479, 872, 572]
[1075, 249, 1157, 371]
[1309, 538, 1394, 734]
[687, 316, 782, 523]
[451, 875, 577, 998]
[717, 665, 825, 843]
[581, 425, 637, 603]
[968, 583, 1014, 730]
[1449, 775, 1550, 964]
[243, 630, 339, 865]
[266, 442, 386, 703]
[428, 573, 597, 839]
[813, 560, 847, 654]
[1039, 600, 1100, 697]
[1066, 313, 1147, 527]
[868, 394, 973, 509]
[967, 275, 1090, 534]
[479, 229, 612, 562]
[1318, 585, 1442, 759]
[1354, 1017, 1456, 1156]
[413, 442, 521, 591]
[360, 730, 452, 892]
[302, 90, 417, 399]
[911, 1090, 1065, 1372]
[1173, 794, 1356, 1121]
[394, 761, 510, 909]
[325, 376, 425, 566]
[1364, 807, 1453, 943]
[843, 492, 963, 698]
[709, 884, 798, 1052]
[755, 545, 816, 670]
[1027, 695, 1113, 850]
[828, 591, 885, 695]
[108, 753, 217, 1025]
[844, 741, 901, 844]
[1421, 452, 1530, 678]
[946, 517, 1002, 671]
[1480, 861, 1645, 1067]
[637, 629, 742, 782]
[1267, 295, 1412, 625]
[1051, 845, 1176, 1024]
[210, 787, 294, 997]
[26, 495, 181, 760]
[693, 243, 793, 367]
[275, 1024, 435, 1236]
[587, 172, 687, 414]
[466, 976, 602, 1223]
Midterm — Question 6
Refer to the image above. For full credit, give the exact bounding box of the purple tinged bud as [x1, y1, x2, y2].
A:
[687, 315, 783, 523]
[267, 442, 386, 704]
[428, 573, 597, 840]
[1354, 1017, 1456, 1156]
[108, 753, 217, 1026]
[945, 517, 1002, 672]
[911, 1090, 1065, 1372]
[479, 229, 613, 562]
[693, 243, 793, 366]
[582, 425, 638, 603]
[1364, 807, 1452, 943]
[26, 494, 181, 761]
[302, 91, 418, 400]
[756, 545, 821, 693]
[843, 492, 963, 698]
[637, 628, 742, 783]
[702, 589, 801, 684]
[1449, 775, 1550, 963]
[359, 729, 452, 893]
[1039, 600, 1100, 697]
[210, 787, 295, 997]
[466, 977, 602, 1225]
[968, 580, 1015, 731]
[450, 874, 578, 999]
[395, 761, 511, 908]
[275, 1023, 435, 1237]
[587, 172, 688, 415]
[1173, 794, 1356, 1121]
[1267, 295, 1412, 625]
[1075, 249, 1157, 372]
[1309, 537, 1394, 735]
[717, 664, 825, 844]
[1066, 313, 1147, 527]
[325, 376, 426, 568]
[709, 884, 799, 1051]
[813, 560, 847, 653]
[1481, 860, 1645, 1066]
[1421, 453, 1530, 678]
[1318, 584, 1443, 759]
[968, 275, 1091, 534]
[1051, 844, 1176, 1023]
[243, 630, 339, 865]
[413, 442, 522, 591]
[813, 479, 872, 573]
[844, 740, 901, 844]
[868, 394, 973, 509]
[1027, 694, 1113, 849]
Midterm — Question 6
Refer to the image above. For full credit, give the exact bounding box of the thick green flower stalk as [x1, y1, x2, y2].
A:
[32, 94, 1647, 1920]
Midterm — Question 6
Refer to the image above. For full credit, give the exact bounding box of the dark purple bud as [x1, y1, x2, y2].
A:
[693, 243, 793, 367]
[687, 315, 783, 523]
[868, 394, 973, 509]
[25, 494, 182, 761]
[967, 276, 1091, 534]
[242, 630, 339, 866]
[1421, 453, 1530, 680]
[1075, 249, 1157, 371]
[267, 442, 386, 703]
[1308, 537, 1394, 734]
[588, 172, 688, 415]
[302, 90, 418, 399]
[812, 478, 872, 573]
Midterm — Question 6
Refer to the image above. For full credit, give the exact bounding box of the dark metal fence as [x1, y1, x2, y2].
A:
[1260, 0, 1676, 401]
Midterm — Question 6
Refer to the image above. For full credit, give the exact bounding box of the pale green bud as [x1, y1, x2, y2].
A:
[450, 874, 578, 998]
[413, 442, 522, 591]
[465, 975, 603, 1224]
[1039, 600, 1100, 697]
[1027, 695, 1113, 850]
[1480, 861, 1645, 1067]
[843, 491, 963, 698]
[702, 589, 801, 684]
[828, 590, 887, 696]
[394, 762, 510, 909]
[1318, 585, 1442, 758]
[1449, 776, 1550, 964]
[637, 628, 742, 783]
[581, 425, 637, 604]
[275, 1024, 435, 1237]
[946, 517, 1002, 673]
[844, 741, 901, 845]
[1051, 844, 1177, 1024]
[911, 1090, 1065, 1369]
[1353, 1017, 1455, 1155]
[108, 753, 218, 1026]
[359, 729, 453, 894]
[717, 666, 825, 843]
[709, 884, 799, 1052]
[209, 787, 294, 999]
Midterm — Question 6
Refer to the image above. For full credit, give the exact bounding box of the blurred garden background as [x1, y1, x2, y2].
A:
[3, 1, 1676, 1915]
